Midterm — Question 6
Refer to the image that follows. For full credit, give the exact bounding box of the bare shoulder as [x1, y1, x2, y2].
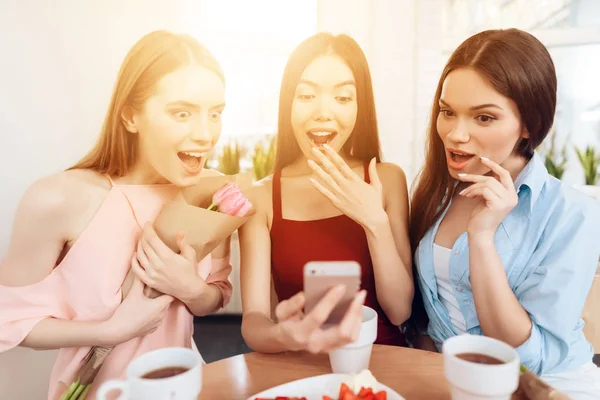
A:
[18, 169, 109, 218]
[240, 176, 274, 229]
[246, 175, 273, 209]
[1, 169, 111, 284]
[376, 162, 408, 190]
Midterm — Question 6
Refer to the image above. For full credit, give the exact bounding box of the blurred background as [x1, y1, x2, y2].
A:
[1, 0, 599, 398]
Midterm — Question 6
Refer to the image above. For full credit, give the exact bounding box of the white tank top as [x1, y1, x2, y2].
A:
[433, 243, 467, 333]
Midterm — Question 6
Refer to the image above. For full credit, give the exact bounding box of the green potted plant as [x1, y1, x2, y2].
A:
[574, 145, 600, 199]
[217, 140, 242, 175]
[252, 135, 276, 181]
[541, 129, 568, 180]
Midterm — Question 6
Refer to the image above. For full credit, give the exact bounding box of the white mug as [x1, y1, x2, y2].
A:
[97, 347, 202, 400]
[442, 334, 520, 400]
[328, 305, 378, 374]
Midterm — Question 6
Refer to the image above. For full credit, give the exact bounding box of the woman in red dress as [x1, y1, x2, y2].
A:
[238, 33, 413, 354]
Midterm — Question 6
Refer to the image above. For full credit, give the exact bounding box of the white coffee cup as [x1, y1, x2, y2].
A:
[328, 305, 378, 374]
[97, 347, 202, 400]
[442, 334, 520, 400]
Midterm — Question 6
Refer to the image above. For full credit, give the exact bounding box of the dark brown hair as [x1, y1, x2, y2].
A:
[408, 28, 557, 335]
[273, 32, 381, 170]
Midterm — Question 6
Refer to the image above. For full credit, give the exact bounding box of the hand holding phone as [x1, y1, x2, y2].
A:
[303, 261, 361, 326]
[272, 261, 366, 353]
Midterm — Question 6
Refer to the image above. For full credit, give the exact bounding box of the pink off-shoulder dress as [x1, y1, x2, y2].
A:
[0, 179, 232, 399]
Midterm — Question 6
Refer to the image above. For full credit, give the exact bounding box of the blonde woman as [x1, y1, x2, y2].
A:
[0, 31, 232, 399]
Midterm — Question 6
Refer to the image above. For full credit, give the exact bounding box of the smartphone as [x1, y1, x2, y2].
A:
[303, 261, 362, 326]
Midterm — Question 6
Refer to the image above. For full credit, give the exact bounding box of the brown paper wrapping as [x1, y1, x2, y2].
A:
[122, 172, 255, 299]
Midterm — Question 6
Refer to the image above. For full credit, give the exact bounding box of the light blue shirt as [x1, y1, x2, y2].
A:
[416, 152, 600, 375]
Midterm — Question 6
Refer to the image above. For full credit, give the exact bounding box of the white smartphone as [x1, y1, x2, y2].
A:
[303, 261, 362, 326]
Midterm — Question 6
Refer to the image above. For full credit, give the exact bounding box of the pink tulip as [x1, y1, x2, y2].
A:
[208, 183, 253, 217]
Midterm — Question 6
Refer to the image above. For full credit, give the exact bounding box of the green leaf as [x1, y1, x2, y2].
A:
[217, 140, 242, 175]
[252, 135, 276, 181]
[575, 145, 600, 185]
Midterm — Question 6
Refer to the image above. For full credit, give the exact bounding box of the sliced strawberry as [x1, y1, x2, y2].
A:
[323, 396, 334, 400]
[340, 392, 357, 400]
[374, 391, 387, 400]
[338, 383, 355, 400]
[357, 387, 374, 397]
[339, 383, 352, 395]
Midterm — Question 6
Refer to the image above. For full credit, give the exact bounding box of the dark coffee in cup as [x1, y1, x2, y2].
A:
[141, 366, 189, 379]
[456, 352, 504, 365]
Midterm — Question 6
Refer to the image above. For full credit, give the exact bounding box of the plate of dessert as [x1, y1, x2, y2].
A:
[247, 369, 404, 400]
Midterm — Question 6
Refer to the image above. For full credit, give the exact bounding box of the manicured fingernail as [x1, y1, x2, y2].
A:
[480, 156, 489, 161]
[357, 290, 367, 302]
[307, 159, 316, 168]
[312, 147, 320, 153]
[457, 173, 467, 177]
[459, 189, 466, 195]
[323, 144, 332, 150]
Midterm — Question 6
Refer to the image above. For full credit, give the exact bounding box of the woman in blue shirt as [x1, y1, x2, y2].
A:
[409, 28, 600, 397]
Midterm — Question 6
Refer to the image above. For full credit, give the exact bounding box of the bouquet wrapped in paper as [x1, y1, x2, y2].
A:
[60, 173, 254, 400]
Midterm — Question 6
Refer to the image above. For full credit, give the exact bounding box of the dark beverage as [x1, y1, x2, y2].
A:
[456, 352, 504, 365]
[141, 366, 189, 379]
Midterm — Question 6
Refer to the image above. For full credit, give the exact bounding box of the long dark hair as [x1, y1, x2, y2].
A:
[408, 28, 557, 336]
[273, 32, 381, 170]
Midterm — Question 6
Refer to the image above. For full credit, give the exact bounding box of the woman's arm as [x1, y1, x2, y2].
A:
[364, 163, 414, 326]
[239, 182, 368, 354]
[471, 205, 600, 374]
[1, 173, 172, 351]
[180, 237, 233, 316]
[459, 157, 600, 374]
[308, 147, 414, 326]
[21, 276, 173, 350]
[468, 233, 532, 345]
[0, 176, 72, 286]
[239, 184, 289, 353]
[2, 175, 119, 349]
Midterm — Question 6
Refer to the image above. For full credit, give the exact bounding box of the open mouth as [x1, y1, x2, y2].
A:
[307, 130, 338, 147]
[177, 151, 206, 175]
[449, 149, 475, 164]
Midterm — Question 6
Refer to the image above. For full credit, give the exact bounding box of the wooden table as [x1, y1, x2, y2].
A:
[199, 345, 450, 399]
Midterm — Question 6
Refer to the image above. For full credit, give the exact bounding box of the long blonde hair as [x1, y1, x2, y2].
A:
[69, 31, 224, 177]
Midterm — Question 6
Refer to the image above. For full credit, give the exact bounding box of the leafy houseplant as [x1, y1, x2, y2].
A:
[539, 128, 567, 180]
[544, 147, 568, 180]
[252, 135, 276, 181]
[575, 145, 600, 186]
[217, 140, 242, 175]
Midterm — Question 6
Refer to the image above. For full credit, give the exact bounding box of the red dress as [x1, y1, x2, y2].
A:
[270, 163, 407, 346]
